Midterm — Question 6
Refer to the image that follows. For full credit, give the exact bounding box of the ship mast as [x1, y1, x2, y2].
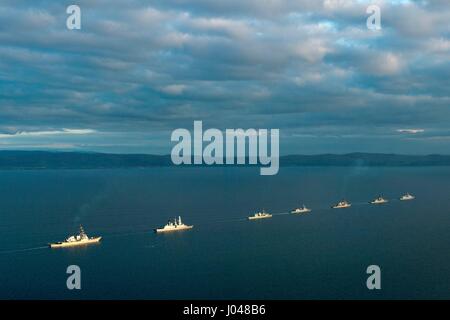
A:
[79, 225, 85, 236]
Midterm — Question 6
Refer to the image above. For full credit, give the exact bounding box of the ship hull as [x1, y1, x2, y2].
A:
[49, 237, 102, 248]
[291, 209, 311, 214]
[155, 225, 193, 233]
[248, 215, 272, 220]
[332, 205, 351, 209]
[371, 200, 388, 204]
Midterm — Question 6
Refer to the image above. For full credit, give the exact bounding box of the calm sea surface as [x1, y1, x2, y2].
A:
[1, 166, 450, 299]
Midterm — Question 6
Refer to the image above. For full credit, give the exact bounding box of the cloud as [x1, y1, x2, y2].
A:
[0, 129, 96, 138]
[0, 0, 448, 154]
[397, 129, 425, 134]
[159, 84, 187, 95]
[365, 52, 404, 76]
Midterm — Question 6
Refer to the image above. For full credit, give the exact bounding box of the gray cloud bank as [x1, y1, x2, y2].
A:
[0, 0, 449, 154]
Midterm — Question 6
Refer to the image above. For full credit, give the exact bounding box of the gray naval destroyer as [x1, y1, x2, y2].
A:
[291, 205, 312, 214]
[400, 193, 415, 201]
[248, 210, 272, 220]
[155, 216, 193, 233]
[49, 225, 101, 248]
[332, 200, 352, 209]
[370, 196, 389, 204]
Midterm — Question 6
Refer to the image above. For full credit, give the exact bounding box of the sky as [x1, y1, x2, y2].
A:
[0, 0, 449, 155]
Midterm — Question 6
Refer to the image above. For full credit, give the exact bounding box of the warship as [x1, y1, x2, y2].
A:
[49, 225, 101, 248]
[155, 216, 193, 233]
[400, 193, 415, 201]
[291, 205, 312, 214]
[370, 196, 389, 204]
[332, 200, 352, 209]
[248, 210, 272, 220]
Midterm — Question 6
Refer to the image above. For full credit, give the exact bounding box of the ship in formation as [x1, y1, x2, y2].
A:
[49, 225, 101, 248]
[332, 200, 352, 209]
[291, 205, 311, 214]
[155, 216, 193, 233]
[370, 196, 389, 204]
[248, 210, 272, 220]
[400, 193, 415, 201]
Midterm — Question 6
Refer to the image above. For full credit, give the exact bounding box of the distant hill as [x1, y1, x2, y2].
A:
[0, 151, 449, 169]
[0, 151, 171, 169]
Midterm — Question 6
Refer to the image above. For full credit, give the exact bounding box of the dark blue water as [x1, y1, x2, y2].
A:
[1, 166, 450, 299]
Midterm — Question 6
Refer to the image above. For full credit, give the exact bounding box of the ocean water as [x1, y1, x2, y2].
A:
[1, 166, 450, 299]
